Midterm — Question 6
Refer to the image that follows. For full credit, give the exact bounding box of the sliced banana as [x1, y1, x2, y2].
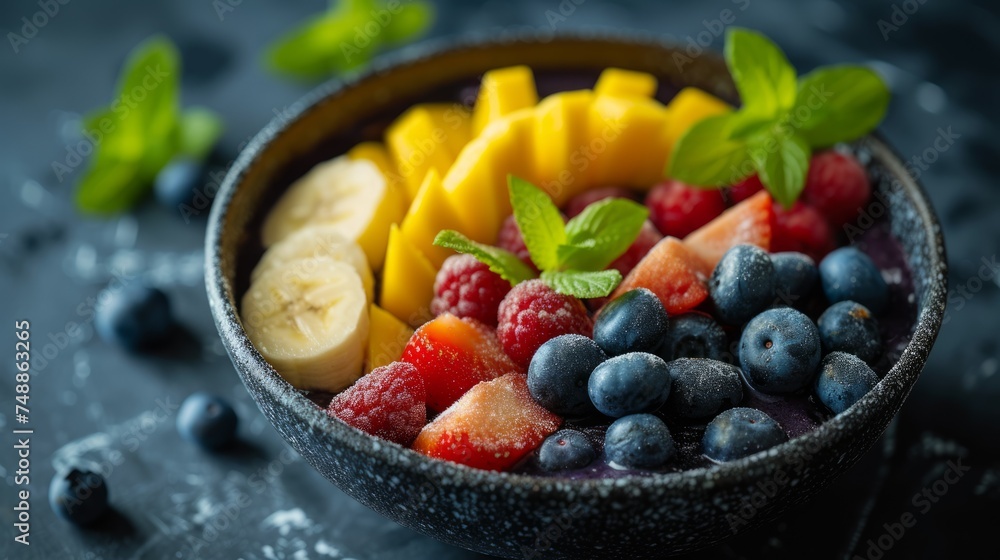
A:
[251, 225, 374, 302]
[241, 258, 369, 392]
[261, 155, 386, 249]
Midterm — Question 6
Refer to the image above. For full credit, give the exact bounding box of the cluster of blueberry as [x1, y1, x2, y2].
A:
[525, 243, 889, 472]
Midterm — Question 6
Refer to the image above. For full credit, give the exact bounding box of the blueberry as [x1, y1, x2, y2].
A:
[94, 285, 174, 351]
[771, 252, 818, 306]
[815, 352, 879, 414]
[659, 312, 728, 361]
[604, 413, 675, 469]
[49, 467, 109, 525]
[819, 247, 889, 313]
[154, 157, 204, 209]
[702, 407, 788, 462]
[664, 358, 743, 419]
[538, 429, 597, 471]
[739, 307, 821, 394]
[528, 334, 607, 418]
[588, 352, 672, 418]
[710, 245, 776, 325]
[817, 301, 882, 364]
[177, 392, 239, 449]
[593, 288, 669, 356]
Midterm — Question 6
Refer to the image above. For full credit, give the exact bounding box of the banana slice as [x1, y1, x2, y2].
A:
[251, 225, 374, 303]
[261, 156, 386, 249]
[241, 258, 370, 392]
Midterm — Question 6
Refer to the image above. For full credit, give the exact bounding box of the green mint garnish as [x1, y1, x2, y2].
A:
[668, 27, 890, 208]
[435, 176, 648, 298]
[74, 36, 223, 214]
[432, 230, 537, 285]
[265, 0, 434, 80]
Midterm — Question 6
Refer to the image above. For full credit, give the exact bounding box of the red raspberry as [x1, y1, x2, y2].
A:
[608, 220, 662, 277]
[645, 179, 727, 238]
[497, 215, 536, 271]
[771, 202, 836, 262]
[802, 151, 871, 226]
[328, 362, 426, 446]
[497, 279, 593, 368]
[563, 187, 639, 218]
[431, 254, 511, 327]
[729, 174, 764, 204]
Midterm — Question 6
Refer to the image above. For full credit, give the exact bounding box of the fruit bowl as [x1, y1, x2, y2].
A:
[205, 31, 947, 558]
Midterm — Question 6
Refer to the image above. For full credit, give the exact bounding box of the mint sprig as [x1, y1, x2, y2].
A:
[435, 176, 647, 298]
[265, 0, 434, 79]
[669, 28, 890, 208]
[75, 36, 223, 214]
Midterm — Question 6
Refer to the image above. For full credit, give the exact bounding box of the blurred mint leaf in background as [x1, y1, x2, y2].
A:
[265, 0, 435, 80]
[75, 36, 223, 214]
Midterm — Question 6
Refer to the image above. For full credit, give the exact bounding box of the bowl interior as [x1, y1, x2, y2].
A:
[206, 32, 947, 558]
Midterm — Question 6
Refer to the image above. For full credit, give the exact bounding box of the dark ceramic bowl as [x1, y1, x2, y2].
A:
[205, 31, 947, 558]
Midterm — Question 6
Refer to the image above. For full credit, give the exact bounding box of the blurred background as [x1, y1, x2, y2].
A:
[1, 0, 998, 558]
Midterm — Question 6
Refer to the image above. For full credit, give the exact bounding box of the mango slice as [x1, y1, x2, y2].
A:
[588, 95, 672, 192]
[471, 66, 539, 137]
[421, 103, 473, 159]
[387, 106, 457, 201]
[380, 224, 436, 328]
[594, 68, 658, 99]
[365, 303, 414, 373]
[531, 90, 594, 206]
[400, 169, 468, 268]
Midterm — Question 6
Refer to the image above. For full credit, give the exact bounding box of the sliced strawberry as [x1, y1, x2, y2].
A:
[328, 362, 426, 446]
[683, 190, 773, 269]
[412, 373, 561, 471]
[771, 201, 836, 262]
[401, 314, 522, 412]
[611, 237, 709, 314]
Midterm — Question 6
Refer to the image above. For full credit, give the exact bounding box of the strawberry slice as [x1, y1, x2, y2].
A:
[328, 362, 426, 446]
[611, 237, 710, 314]
[683, 190, 774, 269]
[401, 313, 522, 412]
[412, 373, 561, 471]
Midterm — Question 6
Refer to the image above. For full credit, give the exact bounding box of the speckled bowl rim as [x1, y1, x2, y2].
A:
[206, 29, 947, 496]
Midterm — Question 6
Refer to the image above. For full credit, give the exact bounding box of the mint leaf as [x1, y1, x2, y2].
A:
[725, 28, 797, 118]
[383, 1, 434, 45]
[792, 65, 890, 148]
[265, 3, 376, 78]
[509, 175, 566, 271]
[541, 270, 622, 299]
[178, 108, 224, 160]
[75, 154, 146, 214]
[434, 230, 536, 286]
[668, 114, 754, 187]
[750, 131, 810, 208]
[559, 198, 648, 270]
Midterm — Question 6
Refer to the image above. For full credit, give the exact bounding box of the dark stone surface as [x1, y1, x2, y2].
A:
[0, 0, 996, 558]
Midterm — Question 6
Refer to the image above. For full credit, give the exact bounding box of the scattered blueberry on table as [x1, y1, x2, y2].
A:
[176, 392, 240, 449]
[49, 467, 110, 526]
[94, 285, 174, 351]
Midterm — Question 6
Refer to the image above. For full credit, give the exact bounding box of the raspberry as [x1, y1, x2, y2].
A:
[497, 215, 536, 271]
[645, 179, 727, 239]
[729, 174, 764, 204]
[497, 279, 593, 368]
[771, 202, 836, 262]
[802, 151, 871, 226]
[431, 254, 511, 327]
[328, 362, 426, 446]
[563, 187, 639, 218]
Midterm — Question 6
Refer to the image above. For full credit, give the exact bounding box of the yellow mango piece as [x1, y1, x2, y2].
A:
[471, 66, 539, 137]
[594, 68, 658, 99]
[663, 87, 732, 156]
[387, 107, 456, 201]
[531, 90, 595, 206]
[380, 224, 436, 328]
[400, 169, 467, 268]
[441, 136, 504, 244]
[347, 143, 408, 271]
[365, 303, 414, 373]
[421, 104, 473, 159]
[588, 95, 672, 191]
[478, 108, 537, 222]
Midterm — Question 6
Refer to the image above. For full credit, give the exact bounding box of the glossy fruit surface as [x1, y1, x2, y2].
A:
[588, 352, 672, 418]
[593, 288, 669, 356]
[739, 307, 822, 394]
[527, 334, 606, 418]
